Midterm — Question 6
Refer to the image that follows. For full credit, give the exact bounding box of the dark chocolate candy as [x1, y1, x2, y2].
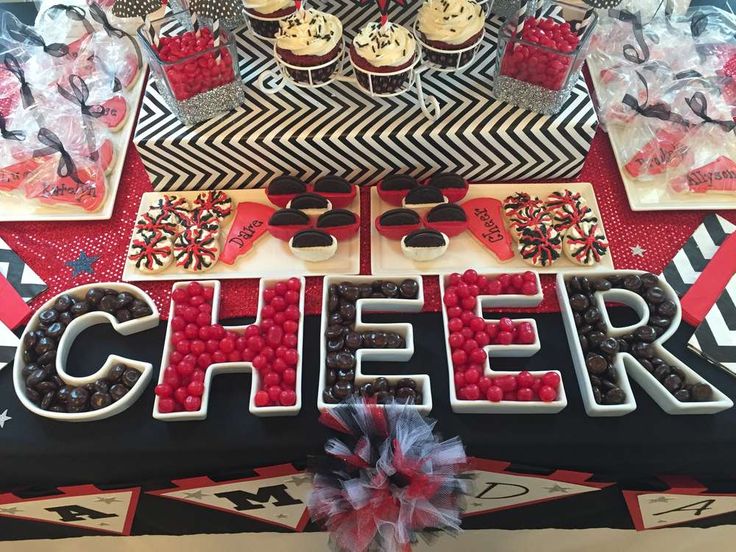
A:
[404, 185, 444, 205]
[269, 208, 310, 226]
[381, 174, 418, 191]
[426, 203, 467, 223]
[313, 175, 351, 194]
[428, 173, 466, 189]
[316, 209, 357, 228]
[403, 229, 446, 248]
[291, 229, 334, 248]
[379, 208, 421, 226]
[289, 192, 329, 210]
[268, 176, 307, 196]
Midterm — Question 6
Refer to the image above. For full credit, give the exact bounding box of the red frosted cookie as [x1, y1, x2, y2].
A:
[462, 198, 515, 262]
[99, 96, 128, 132]
[624, 128, 689, 178]
[220, 202, 274, 265]
[24, 166, 107, 212]
[0, 158, 41, 192]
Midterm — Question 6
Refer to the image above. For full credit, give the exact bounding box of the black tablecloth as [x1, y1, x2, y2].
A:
[2, 308, 736, 492]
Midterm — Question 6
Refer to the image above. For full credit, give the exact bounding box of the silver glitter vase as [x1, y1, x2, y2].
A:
[137, 10, 246, 126]
[492, 1, 597, 115]
[491, 0, 545, 19]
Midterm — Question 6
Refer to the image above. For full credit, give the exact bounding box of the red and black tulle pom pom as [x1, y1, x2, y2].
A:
[308, 398, 469, 552]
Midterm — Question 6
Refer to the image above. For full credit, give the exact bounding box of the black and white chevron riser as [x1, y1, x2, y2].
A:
[689, 275, 736, 376]
[0, 238, 47, 302]
[661, 214, 736, 298]
[134, 1, 598, 191]
[0, 322, 19, 372]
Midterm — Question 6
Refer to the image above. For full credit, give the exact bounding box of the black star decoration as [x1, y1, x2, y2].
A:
[66, 251, 99, 277]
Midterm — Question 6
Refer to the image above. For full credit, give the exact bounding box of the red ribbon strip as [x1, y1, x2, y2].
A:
[681, 232, 736, 327]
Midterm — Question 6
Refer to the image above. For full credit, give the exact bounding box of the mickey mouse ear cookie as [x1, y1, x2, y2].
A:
[375, 208, 422, 240]
[377, 174, 419, 206]
[267, 176, 308, 207]
[289, 229, 337, 262]
[423, 203, 467, 237]
[316, 209, 360, 241]
[267, 208, 312, 241]
[401, 229, 449, 262]
[311, 176, 356, 208]
[427, 173, 468, 203]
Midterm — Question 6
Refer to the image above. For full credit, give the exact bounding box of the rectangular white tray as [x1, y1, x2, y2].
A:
[122, 189, 361, 281]
[588, 59, 736, 212]
[370, 182, 615, 276]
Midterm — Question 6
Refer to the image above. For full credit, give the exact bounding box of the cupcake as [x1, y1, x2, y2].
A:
[416, 0, 485, 69]
[243, 0, 296, 39]
[350, 22, 417, 94]
[275, 8, 343, 84]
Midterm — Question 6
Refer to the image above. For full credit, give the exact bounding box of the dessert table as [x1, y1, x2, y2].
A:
[1, 0, 736, 543]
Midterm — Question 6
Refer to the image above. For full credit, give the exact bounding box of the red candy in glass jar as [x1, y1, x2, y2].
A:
[158, 28, 236, 101]
[500, 17, 580, 91]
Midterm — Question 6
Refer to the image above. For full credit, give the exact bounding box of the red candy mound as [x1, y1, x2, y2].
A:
[156, 28, 236, 101]
[155, 279, 302, 413]
[500, 17, 581, 91]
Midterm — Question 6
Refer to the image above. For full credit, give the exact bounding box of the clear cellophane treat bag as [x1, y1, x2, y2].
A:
[664, 80, 736, 195]
[20, 113, 109, 213]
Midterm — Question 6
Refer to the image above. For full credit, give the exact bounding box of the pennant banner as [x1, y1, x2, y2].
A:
[0, 485, 140, 535]
[148, 464, 311, 531]
[624, 477, 736, 530]
[464, 458, 611, 517]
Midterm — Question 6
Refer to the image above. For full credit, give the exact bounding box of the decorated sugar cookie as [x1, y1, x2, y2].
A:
[134, 211, 179, 238]
[99, 95, 128, 132]
[507, 206, 554, 239]
[149, 194, 191, 224]
[193, 190, 233, 220]
[518, 223, 562, 268]
[502, 192, 542, 218]
[187, 208, 222, 233]
[128, 231, 174, 273]
[545, 189, 596, 232]
[563, 221, 609, 266]
[173, 227, 220, 272]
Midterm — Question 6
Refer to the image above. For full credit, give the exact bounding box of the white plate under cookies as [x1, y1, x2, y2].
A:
[370, 182, 615, 276]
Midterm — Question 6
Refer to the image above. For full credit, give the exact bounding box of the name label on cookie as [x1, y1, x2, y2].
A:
[220, 202, 275, 265]
[463, 198, 515, 262]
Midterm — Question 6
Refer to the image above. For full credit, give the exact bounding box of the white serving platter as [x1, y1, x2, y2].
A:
[317, 275, 432, 415]
[556, 270, 733, 416]
[0, 64, 146, 222]
[370, 182, 615, 276]
[439, 271, 568, 414]
[122, 190, 361, 281]
[153, 278, 305, 420]
[13, 282, 160, 422]
[588, 60, 736, 212]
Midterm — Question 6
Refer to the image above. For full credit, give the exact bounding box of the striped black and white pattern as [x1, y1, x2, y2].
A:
[0, 321, 19, 372]
[0, 237, 46, 302]
[661, 215, 736, 298]
[689, 275, 736, 376]
[134, 1, 598, 191]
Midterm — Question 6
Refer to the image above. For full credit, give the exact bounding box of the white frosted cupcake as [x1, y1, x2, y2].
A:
[276, 8, 343, 84]
[416, 0, 485, 69]
[243, 0, 296, 38]
[349, 22, 417, 94]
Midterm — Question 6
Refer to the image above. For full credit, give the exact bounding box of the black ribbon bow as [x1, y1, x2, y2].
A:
[57, 75, 105, 118]
[88, 2, 143, 70]
[608, 9, 650, 64]
[4, 14, 69, 57]
[686, 92, 736, 133]
[0, 114, 25, 141]
[622, 72, 688, 126]
[3, 54, 35, 108]
[47, 4, 95, 35]
[33, 128, 83, 185]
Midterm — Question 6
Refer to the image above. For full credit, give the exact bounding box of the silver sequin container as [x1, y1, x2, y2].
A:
[137, 10, 245, 126]
[492, 1, 598, 115]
